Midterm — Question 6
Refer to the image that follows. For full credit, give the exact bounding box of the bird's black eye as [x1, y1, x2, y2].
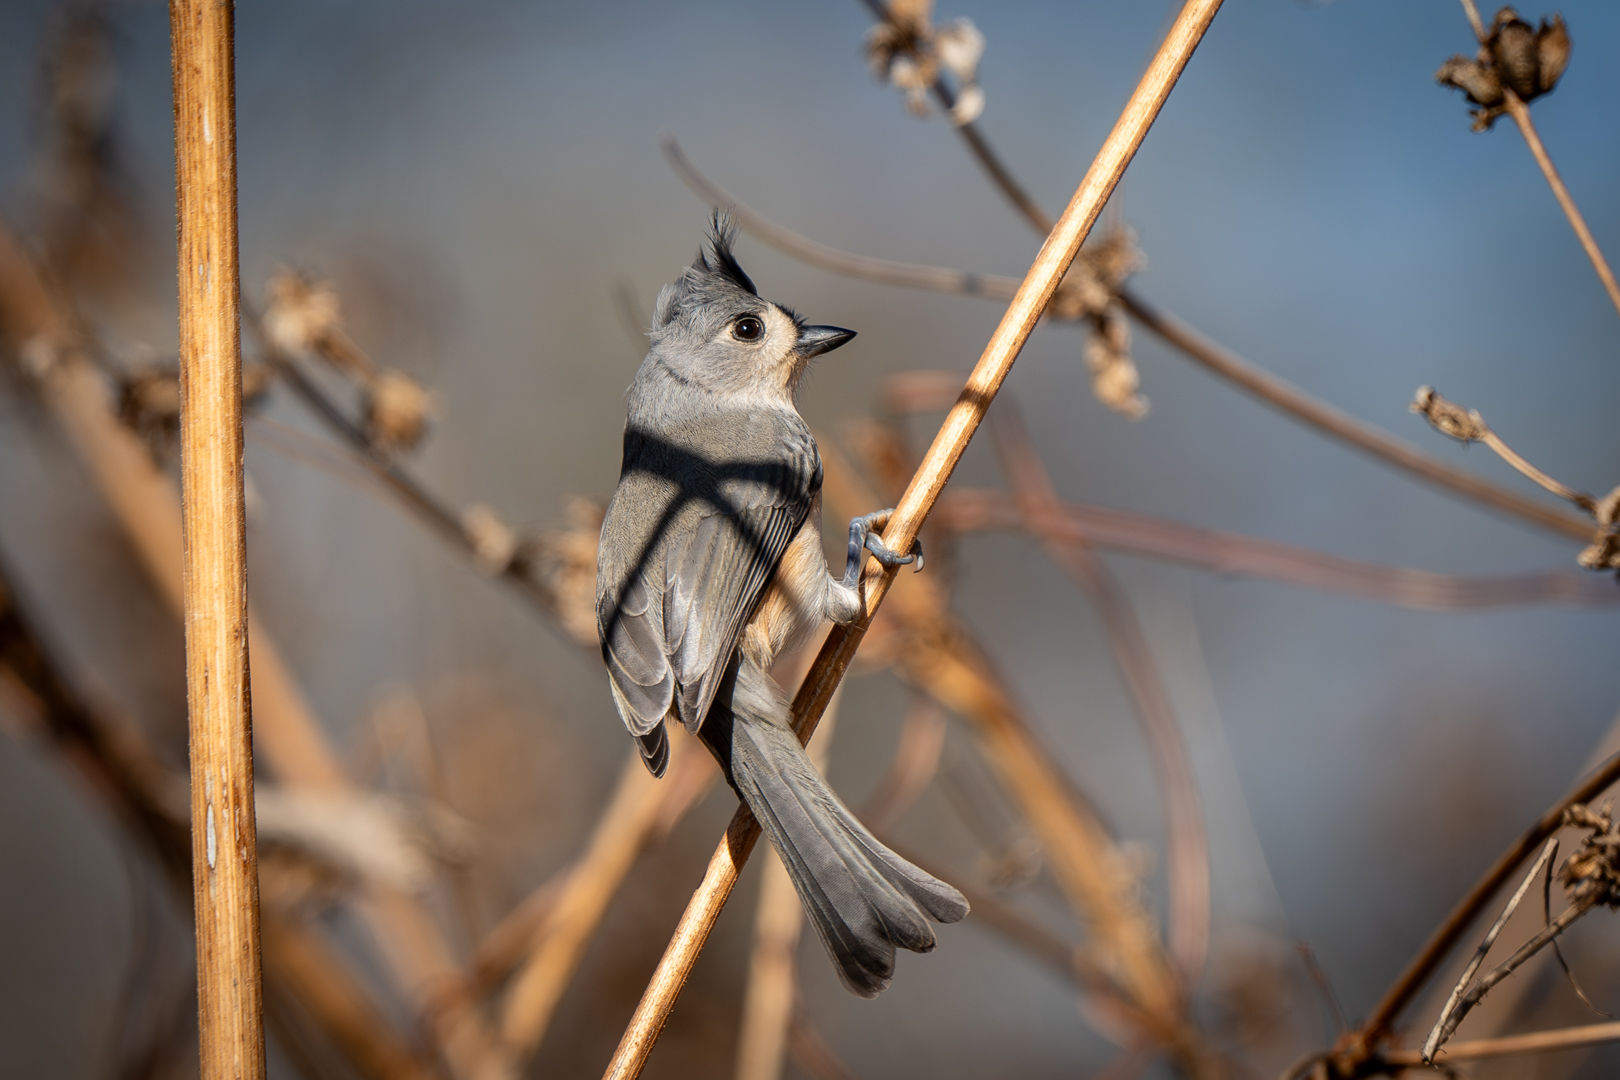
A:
[732, 316, 764, 342]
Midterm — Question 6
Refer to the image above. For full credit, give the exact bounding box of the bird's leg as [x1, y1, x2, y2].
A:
[841, 509, 924, 590]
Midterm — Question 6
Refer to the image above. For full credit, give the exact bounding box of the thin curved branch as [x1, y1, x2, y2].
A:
[937, 489, 1617, 610]
[660, 139, 1593, 543]
[988, 396, 1210, 987]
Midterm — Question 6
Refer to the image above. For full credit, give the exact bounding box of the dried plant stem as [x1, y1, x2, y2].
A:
[0, 225, 514, 1080]
[938, 488, 1617, 610]
[659, 142, 1593, 542]
[1388, 1020, 1620, 1066]
[1423, 837, 1560, 1061]
[169, 2, 265, 1073]
[0, 557, 441, 1080]
[819, 445, 1190, 1047]
[262, 911, 439, 1080]
[499, 729, 708, 1057]
[604, 10, 1224, 1070]
[1458, 0, 1485, 41]
[247, 326, 568, 627]
[1502, 92, 1620, 323]
[856, 0, 1054, 234]
[1427, 892, 1599, 1054]
[1339, 748, 1620, 1064]
[988, 400, 1209, 985]
[1116, 293, 1590, 542]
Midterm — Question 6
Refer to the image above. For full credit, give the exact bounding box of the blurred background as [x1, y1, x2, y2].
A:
[2, 0, 1619, 1077]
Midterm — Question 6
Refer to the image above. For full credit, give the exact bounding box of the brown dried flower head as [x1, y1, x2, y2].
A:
[461, 503, 519, 576]
[1085, 312, 1147, 420]
[363, 368, 435, 452]
[264, 270, 342, 356]
[1437, 8, 1571, 131]
[525, 497, 605, 647]
[865, 0, 987, 125]
[1410, 386, 1488, 443]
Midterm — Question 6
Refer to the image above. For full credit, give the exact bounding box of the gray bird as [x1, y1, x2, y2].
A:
[596, 215, 968, 996]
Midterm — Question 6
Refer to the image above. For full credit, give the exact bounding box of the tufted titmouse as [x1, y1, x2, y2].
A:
[596, 215, 968, 996]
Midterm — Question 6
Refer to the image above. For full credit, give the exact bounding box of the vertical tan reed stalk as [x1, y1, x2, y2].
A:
[602, 5, 1223, 1076]
[169, 2, 264, 1075]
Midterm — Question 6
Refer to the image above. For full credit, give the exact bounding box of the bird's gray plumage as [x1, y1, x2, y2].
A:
[596, 214, 967, 995]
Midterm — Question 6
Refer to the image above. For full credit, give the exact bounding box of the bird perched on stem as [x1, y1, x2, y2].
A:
[596, 214, 968, 995]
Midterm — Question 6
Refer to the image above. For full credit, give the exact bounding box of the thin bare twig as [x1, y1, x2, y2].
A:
[1326, 749, 1620, 1072]
[855, 0, 1054, 235]
[987, 397, 1210, 986]
[1423, 837, 1560, 1061]
[1386, 1019, 1620, 1066]
[1503, 90, 1620, 322]
[937, 488, 1617, 610]
[659, 140, 1594, 542]
[603, 7, 1226, 1076]
[1411, 386, 1595, 512]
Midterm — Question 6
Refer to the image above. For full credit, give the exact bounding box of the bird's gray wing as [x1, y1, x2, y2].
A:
[596, 410, 819, 749]
[596, 472, 678, 743]
[662, 414, 820, 732]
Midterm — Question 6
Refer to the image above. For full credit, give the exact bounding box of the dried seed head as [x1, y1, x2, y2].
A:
[264, 271, 342, 356]
[1085, 313, 1147, 420]
[935, 18, 984, 82]
[1411, 386, 1489, 443]
[1439, 9, 1572, 130]
[526, 497, 605, 647]
[462, 503, 518, 575]
[363, 369, 434, 452]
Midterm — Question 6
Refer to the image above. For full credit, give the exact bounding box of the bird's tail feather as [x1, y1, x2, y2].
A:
[708, 659, 969, 997]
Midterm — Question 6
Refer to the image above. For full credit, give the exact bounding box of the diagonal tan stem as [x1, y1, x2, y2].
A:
[1502, 92, 1620, 323]
[600, 4, 1225, 1077]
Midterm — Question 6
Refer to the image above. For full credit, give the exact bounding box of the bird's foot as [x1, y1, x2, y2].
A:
[842, 509, 924, 589]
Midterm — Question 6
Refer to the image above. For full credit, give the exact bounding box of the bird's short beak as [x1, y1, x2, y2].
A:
[796, 325, 856, 359]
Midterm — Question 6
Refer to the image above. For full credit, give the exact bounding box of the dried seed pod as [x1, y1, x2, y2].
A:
[263, 271, 341, 356]
[1536, 14, 1571, 93]
[1410, 386, 1489, 442]
[363, 369, 435, 452]
[462, 503, 518, 575]
[1489, 9, 1541, 99]
[1436, 55, 1503, 109]
[1085, 312, 1148, 420]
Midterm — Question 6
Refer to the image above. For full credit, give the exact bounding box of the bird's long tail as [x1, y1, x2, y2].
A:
[700, 657, 969, 997]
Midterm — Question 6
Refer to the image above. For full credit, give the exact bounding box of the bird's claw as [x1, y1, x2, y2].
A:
[842, 509, 925, 589]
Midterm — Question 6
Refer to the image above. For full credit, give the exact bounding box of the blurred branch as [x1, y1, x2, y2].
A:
[498, 730, 714, 1059]
[608, 7, 1227, 1068]
[936, 488, 1618, 609]
[0, 553, 441, 1080]
[1317, 748, 1620, 1076]
[0, 219, 516, 1080]
[1385, 1019, 1620, 1067]
[243, 306, 586, 639]
[855, 0, 1052, 234]
[820, 442, 1198, 1055]
[859, 691, 949, 833]
[1413, 386, 1620, 572]
[661, 139, 1595, 543]
[987, 396, 1210, 987]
